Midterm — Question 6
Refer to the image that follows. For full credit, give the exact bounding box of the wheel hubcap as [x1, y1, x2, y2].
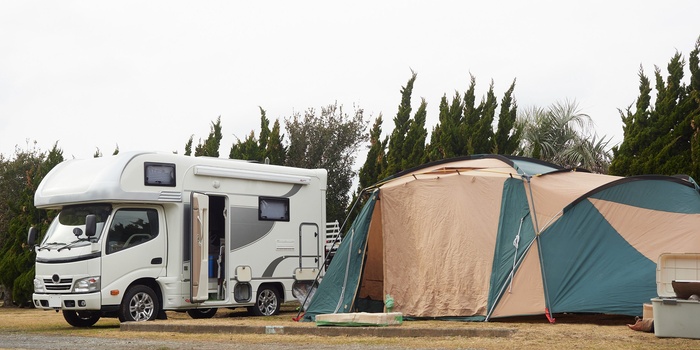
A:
[257, 290, 277, 315]
[129, 292, 154, 321]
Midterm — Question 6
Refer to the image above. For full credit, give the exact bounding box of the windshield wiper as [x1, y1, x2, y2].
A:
[57, 238, 92, 252]
[37, 242, 67, 251]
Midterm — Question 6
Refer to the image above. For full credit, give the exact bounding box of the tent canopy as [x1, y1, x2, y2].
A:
[303, 155, 700, 321]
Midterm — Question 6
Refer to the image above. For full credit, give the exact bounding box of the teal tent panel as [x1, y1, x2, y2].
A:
[540, 199, 655, 316]
[510, 158, 561, 176]
[589, 178, 700, 214]
[301, 192, 377, 322]
[487, 178, 536, 315]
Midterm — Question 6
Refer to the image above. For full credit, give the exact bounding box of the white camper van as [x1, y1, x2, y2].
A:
[28, 152, 327, 327]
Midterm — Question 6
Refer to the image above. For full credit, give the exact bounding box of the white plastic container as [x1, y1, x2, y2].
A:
[652, 253, 700, 339]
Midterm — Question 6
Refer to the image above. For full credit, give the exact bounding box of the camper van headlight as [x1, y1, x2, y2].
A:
[73, 277, 100, 293]
[34, 278, 46, 293]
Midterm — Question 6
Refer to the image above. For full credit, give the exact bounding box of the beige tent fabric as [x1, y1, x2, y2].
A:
[590, 198, 700, 262]
[490, 240, 546, 318]
[381, 158, 518, 189]
[380, 173, 507, 317]
[527, 172, 620, 232]
[358, 203, 385, 302]
[404, 158, 518, 176]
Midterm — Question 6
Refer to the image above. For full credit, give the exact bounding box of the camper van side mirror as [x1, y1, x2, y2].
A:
[85, 214, 97, 238]
[27, 227, 38, 246]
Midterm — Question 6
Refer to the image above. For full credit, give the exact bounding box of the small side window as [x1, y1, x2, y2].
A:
[144, 162, 176, 187]
[106, 208, 159, 254]
[259, 197, 289, 222]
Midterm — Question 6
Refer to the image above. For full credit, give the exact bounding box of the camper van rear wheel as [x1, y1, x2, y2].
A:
[62, 310, 101, 327]
[186, 308, 218, 319]
[248, 286, 280, 316]
[119, 285, 160, 322]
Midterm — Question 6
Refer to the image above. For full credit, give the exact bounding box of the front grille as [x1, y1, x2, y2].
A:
[43, 278, 73, 291]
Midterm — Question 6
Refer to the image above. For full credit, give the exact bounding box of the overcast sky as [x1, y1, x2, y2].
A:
[1, 1, 699, 161]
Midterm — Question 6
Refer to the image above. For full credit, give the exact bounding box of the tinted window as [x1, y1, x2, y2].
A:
[106, 208, 159, 254]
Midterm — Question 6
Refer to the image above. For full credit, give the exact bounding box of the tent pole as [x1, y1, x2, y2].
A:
[508, 217, 524, 293]
[485, 236, 537, 321]
[524, 175, 556, 323]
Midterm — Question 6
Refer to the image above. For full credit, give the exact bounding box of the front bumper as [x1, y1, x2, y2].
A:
[32, 292, 101, 311]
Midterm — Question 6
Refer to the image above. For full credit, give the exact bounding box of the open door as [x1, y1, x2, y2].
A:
[191, 192, 209, 303]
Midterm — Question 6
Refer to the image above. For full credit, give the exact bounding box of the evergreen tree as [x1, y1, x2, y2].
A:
[184, 135, 193, 156]
[266, 119, 287, 165]
[609, 66, 653, 176]
[384, 72, 417, 177]
[690, 39, 700, 178]
[426, 96, 449, 161]
[427, 93, 463, 161]
[494, 79, 520, 155]
[194, 117, 223, 157]
[258, 107, 271, 161]
[0, 143, 63, 306]
[229, 131, 260, 160]
[403, 98, 428, 169]
[358, 115, 387, 188]
[228, 109, 282, 163]
[471, 81, 498, 154]
[461, 75, 479, 155]
[346, 115, 387, 232]
[611, 37, 700, 179]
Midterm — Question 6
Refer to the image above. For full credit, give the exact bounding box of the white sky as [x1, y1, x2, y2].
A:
[1, 1, 699, 160]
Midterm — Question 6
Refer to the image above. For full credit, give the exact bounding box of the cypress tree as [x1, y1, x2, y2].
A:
[471, 81, 498, 154]
[0, 144, 63, 305]
[610, 37, 700, 180]
[258, 107, 271, 161]
[403, 98, 428, 169]
[494, 79, 519, 155]
[266, 119, 287, 165]
[194, 117, 223, 157]
[358, 115, 387, 188]
[384, 72, 417, 177]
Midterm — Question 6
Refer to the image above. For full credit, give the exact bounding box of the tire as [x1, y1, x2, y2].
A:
[186, 308, 217, 319]
[62, 310, 101, 327]
[247, 286, 281, 316]
[119, 285, 160, 322]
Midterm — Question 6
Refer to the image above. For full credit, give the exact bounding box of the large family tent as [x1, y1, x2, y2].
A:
[302, 155, 700, 322]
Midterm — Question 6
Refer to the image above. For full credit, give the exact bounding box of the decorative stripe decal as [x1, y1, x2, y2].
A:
[281, 184, 303, 198]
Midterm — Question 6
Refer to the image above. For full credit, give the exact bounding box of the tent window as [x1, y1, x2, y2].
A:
[259, 197, 290, 222]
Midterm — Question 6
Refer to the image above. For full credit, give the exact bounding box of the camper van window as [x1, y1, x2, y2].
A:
[259, 197, 290, 221]
[40, 204, 111, 246]
[144, 162, 176, 186]
[106, 208, 159, 254]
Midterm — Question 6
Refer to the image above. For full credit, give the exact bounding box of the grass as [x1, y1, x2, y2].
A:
[1, 304, 699, 349]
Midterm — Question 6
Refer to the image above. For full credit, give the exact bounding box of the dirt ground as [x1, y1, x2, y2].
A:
[1, 305, 699, 350]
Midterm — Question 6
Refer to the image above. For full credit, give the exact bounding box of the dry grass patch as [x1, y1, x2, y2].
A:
[2, 306, 699, 349]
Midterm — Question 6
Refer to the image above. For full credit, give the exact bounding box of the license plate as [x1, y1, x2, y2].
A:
[48, 295, 62, 308]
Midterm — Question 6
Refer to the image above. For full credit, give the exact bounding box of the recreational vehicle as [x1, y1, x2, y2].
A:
[27, 152, 327, 327]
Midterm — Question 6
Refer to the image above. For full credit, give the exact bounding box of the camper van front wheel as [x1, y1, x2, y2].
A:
[62, 310, 100, 327]
[119, 285, 160, 322]
[248, 286, 280, 316]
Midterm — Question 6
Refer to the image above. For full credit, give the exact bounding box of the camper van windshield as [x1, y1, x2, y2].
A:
[40, 204, 112, 247]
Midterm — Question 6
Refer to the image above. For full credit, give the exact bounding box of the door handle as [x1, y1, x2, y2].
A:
[151, 257, 163, 265]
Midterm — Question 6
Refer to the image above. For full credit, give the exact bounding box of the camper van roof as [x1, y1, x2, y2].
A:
[34, 151, 327, 208]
